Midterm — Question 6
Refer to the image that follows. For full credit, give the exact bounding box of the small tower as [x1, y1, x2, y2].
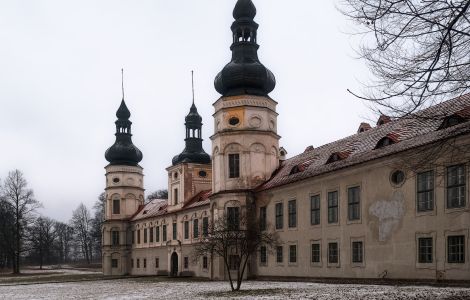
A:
[167, 75, 212, 212]
[102, 86, 144, 276]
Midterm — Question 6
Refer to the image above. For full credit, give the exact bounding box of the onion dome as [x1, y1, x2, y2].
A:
[214, 0, 276, 97]
[172, 103, 211, 166]
[105, 100, 143, 166]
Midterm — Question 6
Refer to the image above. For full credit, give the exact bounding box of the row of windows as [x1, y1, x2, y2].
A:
[130, 256, 209, 270]
[417, 165, 467, 212]
[259, 235, 466, 266]
[132, 218, 209, 245]
[264, 186, 361, 231]
[262, 165, 468, 230]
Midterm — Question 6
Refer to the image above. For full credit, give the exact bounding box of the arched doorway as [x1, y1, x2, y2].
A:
[170, 252, 178, 277]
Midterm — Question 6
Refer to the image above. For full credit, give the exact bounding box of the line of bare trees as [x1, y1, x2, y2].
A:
[0, 169, 104, 274]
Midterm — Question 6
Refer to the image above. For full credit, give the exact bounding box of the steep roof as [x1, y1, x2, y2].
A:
[131, 190, 212, 222]
[257, 93, 470, 191]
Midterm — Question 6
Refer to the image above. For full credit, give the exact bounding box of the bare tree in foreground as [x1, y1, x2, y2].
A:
[147, 189, 168, 201]
[1, 170, 41, 274]
[341, 0, 470, 117]
[193, 211, 279, 291]
[71, 203, 93, 264]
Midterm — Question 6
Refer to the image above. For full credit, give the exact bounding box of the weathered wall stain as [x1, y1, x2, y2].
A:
[369, 191, 405, 242]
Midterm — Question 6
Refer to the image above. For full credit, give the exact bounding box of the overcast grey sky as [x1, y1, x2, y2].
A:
[0, 0, 373, 222]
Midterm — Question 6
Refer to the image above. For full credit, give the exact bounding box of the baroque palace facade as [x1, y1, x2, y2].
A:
[102, 0, 470, 280]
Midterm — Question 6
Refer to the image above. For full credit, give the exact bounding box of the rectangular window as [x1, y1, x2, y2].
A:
[132, 230, 135, 244]
[348, 187, 360, 221]
[143, 258, 147, 268]
[203, 217, 209, 237]
[131, 259, 134, 268]
[310, 195, 320, 225]
[174, 188, 178, 205]
[418, 238, 433, 263]
[184, 257, 189, 269]
[143, 228, 148, 243]
[448, 235, 465, 263]
[156, 226, 160, 242]
[229, 255, 239, 270]
[227, 207, 240, 230]
[155, 257, 159, 269]
[137, 230, 141, 244]
[260, 246, 267, 265]
[328, 242, 339, 264]
[113, 199, 120, 215]
[328, 191, 338, 224]
[417, 171, 434, 212]
[352, 241, 363, 263]
[288, 200, 297, 228]
[260, 207, 267, 231]
[276, 246, 283, 263]
[193, 219, 199, 239]
[311, 243, 321, 263]
[447, 165, 466, 209]
[162, 225, 167, 242]
[184, 221, 189, 240]
[229, 154, 240, 178]
[172, 223, 177, 240]
[111, 259, 118, 268]
[275, 203, 283, 230]
[289, 245, 297, 263]
[137, 259, 140, 268]
[111, 231, 120, 246]
[203, 256, 208, 269]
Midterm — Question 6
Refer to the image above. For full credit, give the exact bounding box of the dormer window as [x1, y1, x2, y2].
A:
[439, 115, 466, 130]
[375, 137, 396, 149]
[326, 152, 349, 164]
[290, 166, 301, 175]
[377, 115, 391, 126]
[357, 123, 372, 134]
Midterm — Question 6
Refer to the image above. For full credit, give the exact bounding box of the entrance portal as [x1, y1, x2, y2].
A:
[170, 252, 178, 277]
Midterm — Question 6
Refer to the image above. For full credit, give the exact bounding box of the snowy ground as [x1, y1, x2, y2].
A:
[1, 278, 470, 300]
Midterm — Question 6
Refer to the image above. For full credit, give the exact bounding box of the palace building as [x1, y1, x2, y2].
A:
[102, 0, 470, 280]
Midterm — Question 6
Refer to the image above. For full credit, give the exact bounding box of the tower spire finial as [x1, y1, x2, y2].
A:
[191, 70, 195, 105]
[121, 68, 125, 100]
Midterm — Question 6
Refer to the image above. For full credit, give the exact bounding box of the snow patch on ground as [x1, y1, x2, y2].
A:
[0, 279, 469, 300]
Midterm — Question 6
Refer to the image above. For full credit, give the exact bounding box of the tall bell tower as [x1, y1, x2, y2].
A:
[102, 91, 144, 276]
[209, 0, 280, 279]
[212, 0, 280, 195]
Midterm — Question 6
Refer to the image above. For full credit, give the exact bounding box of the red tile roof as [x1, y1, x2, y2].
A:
[257, 93, 470, 191]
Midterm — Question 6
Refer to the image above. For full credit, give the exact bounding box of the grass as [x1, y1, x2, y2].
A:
[201, 288, 296, 298]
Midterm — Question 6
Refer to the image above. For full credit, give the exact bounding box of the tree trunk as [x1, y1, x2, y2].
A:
[14, 205, 20, 274]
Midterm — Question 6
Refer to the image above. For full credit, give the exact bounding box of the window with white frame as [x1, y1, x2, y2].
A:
[447, 165, 466, 209]
[417, 171, 434, 212]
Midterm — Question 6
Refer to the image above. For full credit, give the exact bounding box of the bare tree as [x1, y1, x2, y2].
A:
[29, 216, 56, 269]
[90, 193, 105, 262]
[71, 203, 93, 264]
[147, 189, 168, 201]
[1, 170, 41, 274]
[0, 194, 15, 270]
[54, 222, 74, 265]
[193, 212, 279, 291]
[341, 0, 470, 117]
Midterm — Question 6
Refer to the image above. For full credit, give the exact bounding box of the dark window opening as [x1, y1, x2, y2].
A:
[111, 231, 119, 246]
[172, 223, 177, 240]
[260, 207, 267, 231]
[229, 154, 240, 178]
[311, 243, 321, 263]
[275, 203, 283, 230]
[310, 195, 320, 225]
[328, 191, 338, 224]
[417, 171, 434, 212]
[184, 221, 189, 240]
[352, 241, 363, 263]
[203, 217, 209, 237]
[162, 225, 167, 242]
[289, 245, 297, 263]
[112, 199, 120, 215]
[447, 165, 466, 209]
[203, 256, 208, 269]
[328, 243, 339, 264]
[260, 246, 267, 265]
[229, 255, 240, 270]
[276, 246, 283, 263]
[348, 187, 361, 221]
[111, 259, 118, 268]
[227, 207, 240, 230]
[391, 170, 406, 186]
[288, 200, 297, 228]
[418, 238, 433, 263]
[448, 235, 465, 263]
[193, 219, 199, 238]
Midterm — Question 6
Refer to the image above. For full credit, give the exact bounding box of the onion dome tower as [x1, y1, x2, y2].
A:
[214, 0, 276, 97]
[105, 100, 143, 166]
[103, 77, 145, 277]
[172, 102, 211, 166]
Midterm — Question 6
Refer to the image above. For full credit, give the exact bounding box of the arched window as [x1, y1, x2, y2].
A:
[375, 136, 398, 149]
[112, 197, 120, 215]
[439, 115, 466, 130]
